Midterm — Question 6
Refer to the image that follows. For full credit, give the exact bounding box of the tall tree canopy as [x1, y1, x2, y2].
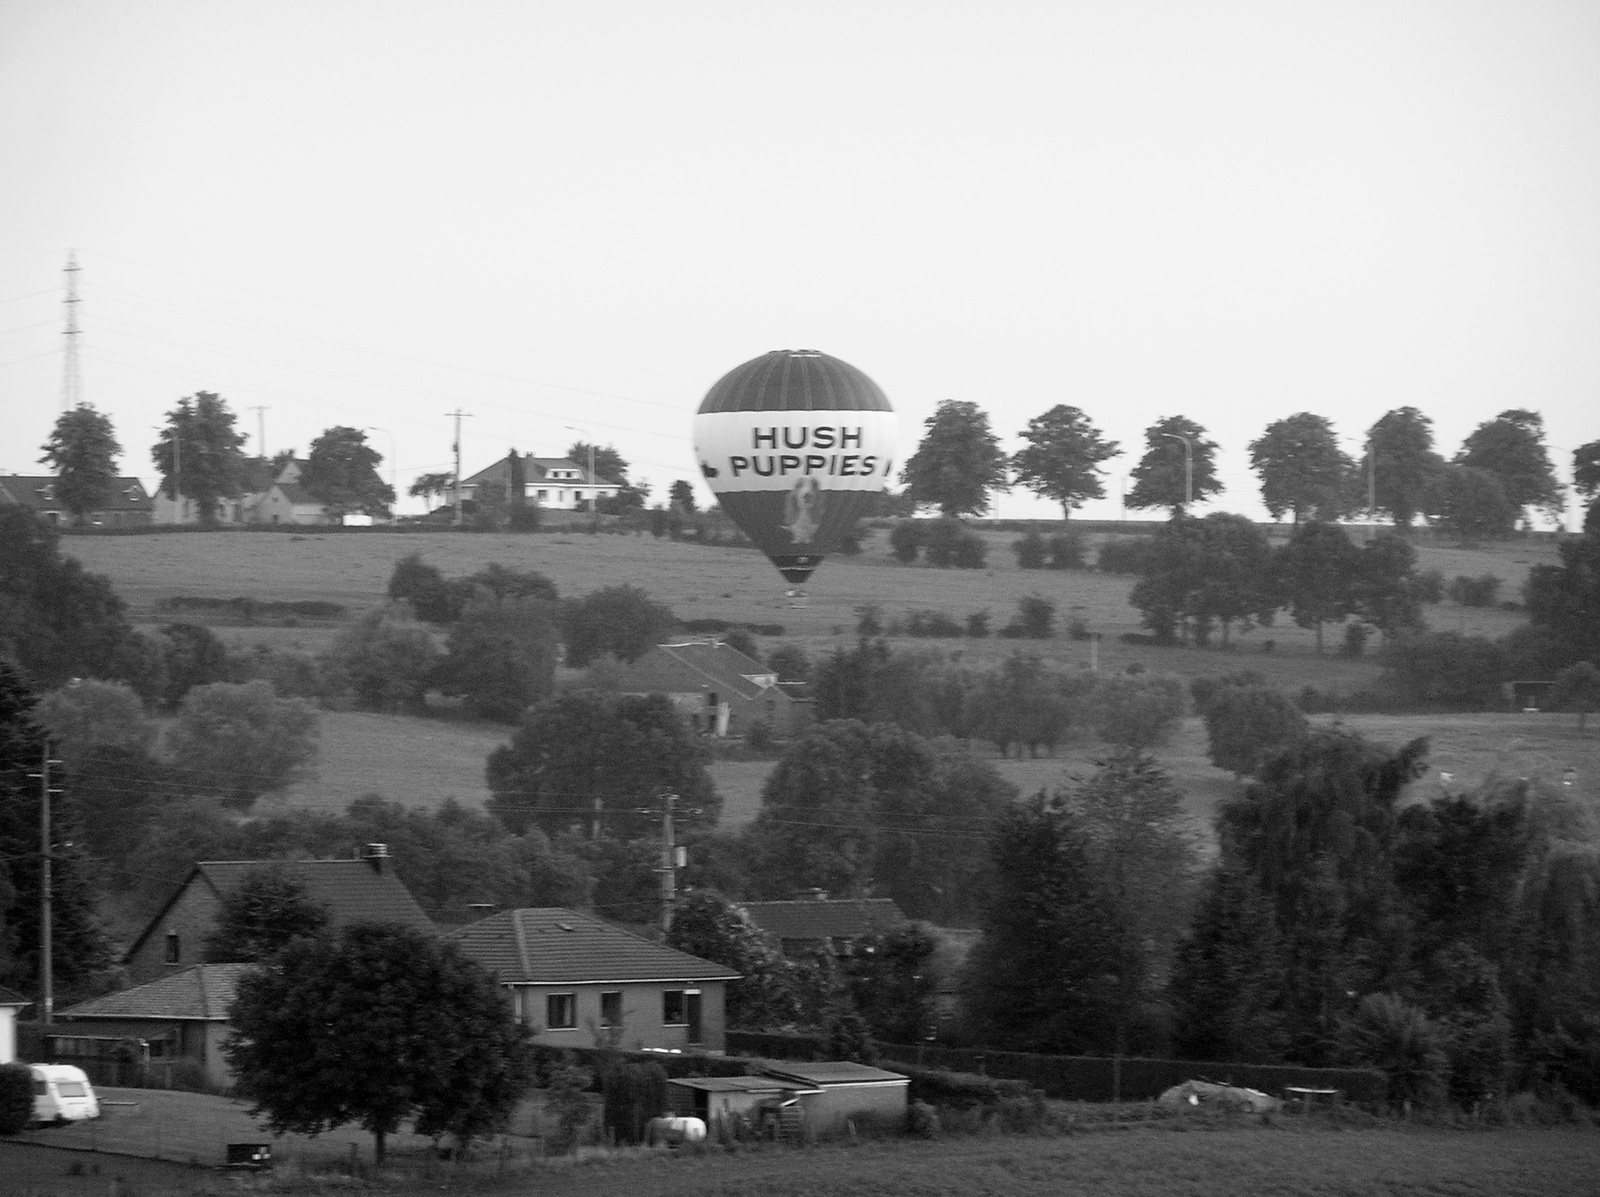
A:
[1125, 416, 1221, 515]
[1009, 404, 1119, 518]
[0, 508, 142, 689]
[566, 441, 629, 486]
[1424, 464, 1519, 543]
[150, 391, 248, 525]
[167, 681, 319, 808]
[203, 866, 329, 963]
[559, 585, 677, 668]
[38, 404, 122, 526]
[1455, 409, 1562, 524]
[408, 471, 455, 509]
[434, 594, 560, 722]
[1247, 412, 1353, 524]
[486, 690, 718, 840]
[1366, 407, 1444, 528]
[900, 400, 1008, 518]
[1574, 441, 1600, 526]
[665, 890, 798, 1029]
[747, 719, 1013, 925]
[1273, 520, 1361, 653]
[302, 426, 395, 520]
[225, 923, 535, 1163]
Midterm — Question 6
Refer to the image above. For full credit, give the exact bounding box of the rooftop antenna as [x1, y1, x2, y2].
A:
[61, 251, 82, 412]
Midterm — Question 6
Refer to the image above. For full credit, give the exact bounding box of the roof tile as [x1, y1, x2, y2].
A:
[448, 908, 739, 984]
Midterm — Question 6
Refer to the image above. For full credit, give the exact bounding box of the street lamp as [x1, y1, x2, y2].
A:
[564, 425, 599, 532]
[1160, 432, 1193, 509]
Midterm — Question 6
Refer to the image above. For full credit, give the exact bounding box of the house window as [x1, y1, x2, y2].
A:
[600, 991, 622, 1028]
[537, 490, 548, 501]
[165, 931, 180, 964]
[663, 990, 686, 1025]
[546, 993, 577, 1030]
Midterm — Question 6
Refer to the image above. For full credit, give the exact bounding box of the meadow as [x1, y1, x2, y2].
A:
[65, 525, 1594, 834]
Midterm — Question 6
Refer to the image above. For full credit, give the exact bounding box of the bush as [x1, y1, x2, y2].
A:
[745, 718, 775, 753]
[1341, 622, 1372, 659]
[908, 1099, 941, 1138]
[1448, 574, 1502, 608]
[924, 519, 986, 569]
[1012, 531, 1047, 569]
[889, 521, 924, 563]
[1001, 595, 1056, 640]
[1413, 569, 1445, 604]
[855, 604, 884, 637]
[1096, 536, 1153, 574]
[0, 1063, 32, 1133]
[904, 610, 965, 638]
[1342, 993, 1449, 1112]
[965, 610, 991, 638]
[1046, 530, 1086, 570]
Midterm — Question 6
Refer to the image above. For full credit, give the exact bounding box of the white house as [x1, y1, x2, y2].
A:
[458, 454, 621, 512]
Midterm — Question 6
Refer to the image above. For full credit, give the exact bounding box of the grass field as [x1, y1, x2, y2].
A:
[61, 524, 1561, 687]
[11, 1100, 1600, 1197]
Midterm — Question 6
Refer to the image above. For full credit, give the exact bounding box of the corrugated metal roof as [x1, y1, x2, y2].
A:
[740, 899, 907, 942]
[763, 1061, 909, 1086]
[613, 642, 784, 704]
[667, 1076, 817, 1094]
[448, 908, 739, 984]
[56, 964, 255, 1022]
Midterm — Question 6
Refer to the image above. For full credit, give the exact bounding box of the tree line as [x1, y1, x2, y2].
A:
[899, 399, 1592, 535]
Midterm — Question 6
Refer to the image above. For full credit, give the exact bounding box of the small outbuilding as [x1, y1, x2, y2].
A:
[759, 1061, 910, 1136]
[0, 985, 30, 1063]
[666, 1074, 820, 1139]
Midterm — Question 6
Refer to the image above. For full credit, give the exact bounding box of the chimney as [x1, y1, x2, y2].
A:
[362, 843, 389, 873]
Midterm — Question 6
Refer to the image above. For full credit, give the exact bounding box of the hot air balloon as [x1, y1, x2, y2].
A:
[694, 350, 897, 588]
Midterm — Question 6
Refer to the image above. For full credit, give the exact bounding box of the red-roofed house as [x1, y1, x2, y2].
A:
[51, 963, 253, 1089]
[449, 908, 739, 1053]
[739, 898, 907, 958]
[610, 640, 812, 738]
[123, 845, 436, 984]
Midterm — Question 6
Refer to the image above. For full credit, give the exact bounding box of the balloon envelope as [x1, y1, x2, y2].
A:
[694, 350, 897, 584]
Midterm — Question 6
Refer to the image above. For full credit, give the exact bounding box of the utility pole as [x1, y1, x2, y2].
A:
[658, 792, 680, 934]
[249, 405, 269, 462]
[447, 409, 472, 526]
[61, 251, 81, 413]
[27, 743, 62, 1024]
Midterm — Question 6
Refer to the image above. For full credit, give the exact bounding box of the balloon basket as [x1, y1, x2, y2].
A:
[783, 588, 809, 609]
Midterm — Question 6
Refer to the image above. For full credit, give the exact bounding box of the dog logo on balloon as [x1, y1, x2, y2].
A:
[782, 475, 821, 544]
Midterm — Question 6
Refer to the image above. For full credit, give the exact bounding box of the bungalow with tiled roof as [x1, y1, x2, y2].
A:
[610, 640, 812, 738]
[51, 963, 252, 1089]
[739, 897, 907, 959]
[449, 908, 739, 1053]
[458, 453, 621, 512]
[123, 845, 435, 984]
[0, 984, 30, 1063]
[0, 475, 152, 528]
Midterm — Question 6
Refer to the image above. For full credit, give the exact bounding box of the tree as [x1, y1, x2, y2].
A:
[225, 923, 535, 1163]
[486, 691, 718, 840]
[969, 652, 1073, 758]
[766, 643, 810, 683]
[1342, 992, 1450, 1110]
[1203, 684, 1309, 777]
[667, 480, 697, 512]
[666, 890, 798, 1028]
[1574, 441, 1600, 528]
[302, 426, 395, 521]
[34, 679, 153, 771]
[148, 621, 230, 709]
[408, 471, 455, 510]
[899, 400, 1008, 518]
[841, 922, 940, 1045]
[1247, 412, 1353, 524]
[1550, 661, 1600, 732]
[1351, 533, 1424, 639]
[1169, 860, 1288, 1062]
[1125, 416, 1220, 515]
[0, 661, 115, 995]
[1366, 407, 1444, 529]
[434, 594, 559, 722]
[38, 404, 121, 526]
[747, 720, 1013, 925]
[328, 606, 441, 713]
[1010, 405, 1119, 518]
[1423, 464, 1517, 543]
[1091, 673, 1188, 749]
[1524, 528, 1600, 669]
[0, 508, 143, 689]
[960, 792, 1122, 1053]
[1456, 409, 1562, 524]
[559, 585, 677, 669]
[150, 391, 248, 525]
[1379, 631, 1508, 709]
[203, 866, 329, 962]
[1130, 514, 1276, 648]
[167, 680, 319, 808]
[1273, 521, 1360, 653]
[565, 442, 629, 486]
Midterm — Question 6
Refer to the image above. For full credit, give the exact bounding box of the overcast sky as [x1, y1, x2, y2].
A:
[3, 1, 1597, 524]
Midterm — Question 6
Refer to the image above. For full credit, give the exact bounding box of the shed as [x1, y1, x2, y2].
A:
[666, 1074, 820, 1139]
[760, 1061, 910, 1136]
[0, 985, 29, 1063]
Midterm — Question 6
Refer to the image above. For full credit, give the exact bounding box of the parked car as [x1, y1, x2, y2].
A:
[30, 1064, 98, 1125]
